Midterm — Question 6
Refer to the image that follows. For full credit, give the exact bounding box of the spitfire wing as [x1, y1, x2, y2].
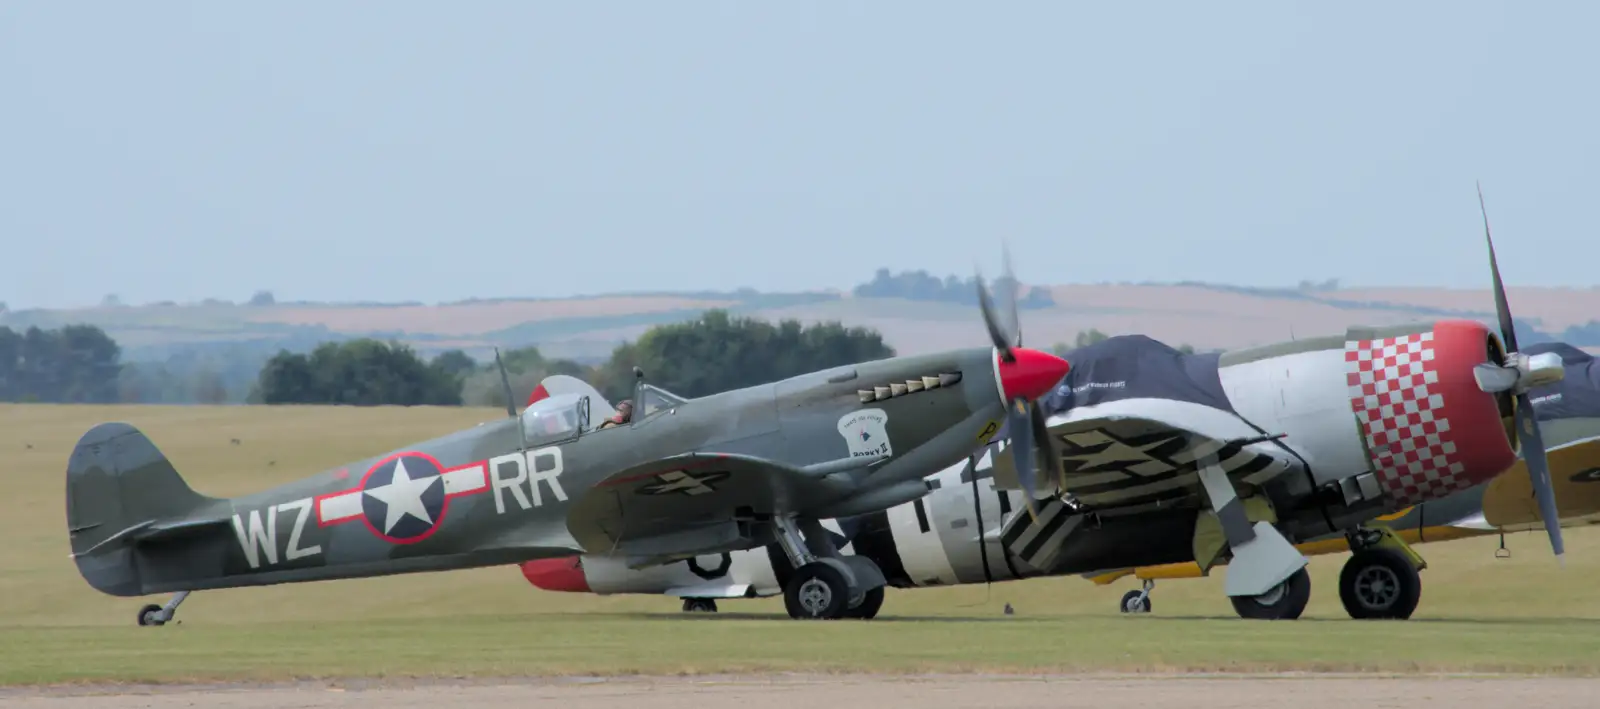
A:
[993, 399, 1305, 513]
[565, 452, 841, 561]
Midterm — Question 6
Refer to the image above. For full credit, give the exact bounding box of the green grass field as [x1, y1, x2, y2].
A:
[5, 403, 1600, 685]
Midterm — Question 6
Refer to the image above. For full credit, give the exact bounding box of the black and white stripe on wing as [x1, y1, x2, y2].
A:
[1055, 427, 1289, 509]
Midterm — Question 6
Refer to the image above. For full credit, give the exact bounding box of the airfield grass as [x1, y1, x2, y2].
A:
[4, 403, 1600, 684]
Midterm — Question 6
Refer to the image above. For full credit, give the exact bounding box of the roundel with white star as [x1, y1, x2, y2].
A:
[313, 451, 491, 544]
[359, 454, 448, 543]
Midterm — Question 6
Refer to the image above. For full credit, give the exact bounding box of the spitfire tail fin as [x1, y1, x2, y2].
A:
[66, 422, 222, 597]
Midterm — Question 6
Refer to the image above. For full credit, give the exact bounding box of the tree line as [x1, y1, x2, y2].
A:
[16, 314, 1585, 407]
[259, 309, 896, 405]
[0, 311, 897, 406]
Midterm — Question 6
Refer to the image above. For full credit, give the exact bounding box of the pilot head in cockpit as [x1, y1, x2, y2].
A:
[599, 400, 634, 429]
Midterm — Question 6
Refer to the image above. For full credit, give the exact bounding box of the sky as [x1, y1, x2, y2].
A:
[2, 1, 1597, 309]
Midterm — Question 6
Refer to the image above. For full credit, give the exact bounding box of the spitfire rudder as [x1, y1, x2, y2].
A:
[66, 422, 221, 597]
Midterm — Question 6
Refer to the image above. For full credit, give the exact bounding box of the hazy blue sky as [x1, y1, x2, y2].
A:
[3, 2, 1596, 309]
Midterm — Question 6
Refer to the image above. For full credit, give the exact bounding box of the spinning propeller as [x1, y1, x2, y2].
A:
[1471, 183, 1568, 564]
[976, 246, 1069, 521]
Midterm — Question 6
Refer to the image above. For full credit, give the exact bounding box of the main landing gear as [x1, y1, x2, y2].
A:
[136, 590, 190, 627]
[1337, 527, 1422, 620]
[772, 515, 887, 620]
[1229, 567, 1311, 620]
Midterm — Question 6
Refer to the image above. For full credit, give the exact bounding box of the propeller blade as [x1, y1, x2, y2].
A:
[1478, 181, 1520, 353]
[975, 271, 1017, 362]
[1000, 242, 1022, 348]
[1007, 398, 1040, 521]
[1515, 390, 1566, 563]
[1028, 402, 1059, 496]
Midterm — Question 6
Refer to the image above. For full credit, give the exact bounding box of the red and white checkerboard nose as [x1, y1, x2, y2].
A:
[1344, 319, 1515, 507]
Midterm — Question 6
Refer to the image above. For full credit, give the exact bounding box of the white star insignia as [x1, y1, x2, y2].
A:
[363, 458, 439, 534]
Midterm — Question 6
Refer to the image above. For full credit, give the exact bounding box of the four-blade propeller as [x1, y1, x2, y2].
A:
[1472, 183, 1568, 565]
[976, 245, 1066, 521]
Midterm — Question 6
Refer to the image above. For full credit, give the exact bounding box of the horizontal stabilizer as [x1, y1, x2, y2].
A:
[135, 515, 232, 543]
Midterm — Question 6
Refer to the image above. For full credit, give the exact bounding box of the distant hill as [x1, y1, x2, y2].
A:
[5, 278, 1599, 364]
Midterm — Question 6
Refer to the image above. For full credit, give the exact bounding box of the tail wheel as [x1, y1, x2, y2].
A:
[841, 586, 885, 619]
[1339, 548, 1422, 620]
[136, 604, 166, 627]
[1119, 589, 1151, 614]
[1230, 567, 1311, 620]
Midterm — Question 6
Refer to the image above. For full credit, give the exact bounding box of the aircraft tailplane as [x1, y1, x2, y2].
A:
[66, 422, 224, 597]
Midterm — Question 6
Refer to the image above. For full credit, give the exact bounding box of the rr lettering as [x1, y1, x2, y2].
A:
[490, 446, 570, 514]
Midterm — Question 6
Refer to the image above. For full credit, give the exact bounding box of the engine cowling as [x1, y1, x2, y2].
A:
[1219, 318, 1516, 518]
[1343, 319, 1516, 505]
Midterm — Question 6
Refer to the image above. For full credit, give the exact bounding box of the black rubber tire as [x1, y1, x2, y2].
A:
[784, 562, 851, 620]
[137, 603, 166, 627]
[681, 598, 718, 613]
[1339, 548, 1422, 620]
[1119, 589, 1151, 614]
[841, 586, 885, 619]
[1230, 567, 1311, 620]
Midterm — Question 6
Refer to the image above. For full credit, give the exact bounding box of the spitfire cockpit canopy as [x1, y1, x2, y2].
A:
[531, 374, 618, 421]
[520, 392, 589, 447]
[519, 374, 625, 446]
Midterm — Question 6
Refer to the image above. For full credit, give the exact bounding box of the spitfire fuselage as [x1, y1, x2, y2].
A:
[67, 347, 1015, 597]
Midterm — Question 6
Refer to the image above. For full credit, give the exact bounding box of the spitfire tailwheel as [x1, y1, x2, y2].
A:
[136, 603, 165, 627]
[1338, 548, 1421, 620]
[1229, 567, 1310, 620]
[681, 598, 718, 613]
[841, 586, 885, 620]
[1119, 589, 1151, 614]
[135, 591, 189, 627]
[784, 562, 851, 620]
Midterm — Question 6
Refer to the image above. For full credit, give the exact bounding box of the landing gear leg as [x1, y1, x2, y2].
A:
[1339, 527, 1423, 620]
[797, 518, 887, 620]
[1119, 579, 1154, 614]
[681, 598, 718, 613]
[137, 591, 190, 627]
[773, 516, 847, 620]
[773, 516, 884, 620]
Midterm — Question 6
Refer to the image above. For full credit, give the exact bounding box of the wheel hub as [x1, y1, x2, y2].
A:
[1251, 582, 1287, 607]
[797, 578, 833, 616]
[1354, 566, 1401, 609]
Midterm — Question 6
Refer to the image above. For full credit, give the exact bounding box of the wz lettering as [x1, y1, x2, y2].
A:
[230, 497, 322, 570]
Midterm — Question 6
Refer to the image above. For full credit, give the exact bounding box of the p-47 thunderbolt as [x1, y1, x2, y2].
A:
[66, 279, 1070, 623]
